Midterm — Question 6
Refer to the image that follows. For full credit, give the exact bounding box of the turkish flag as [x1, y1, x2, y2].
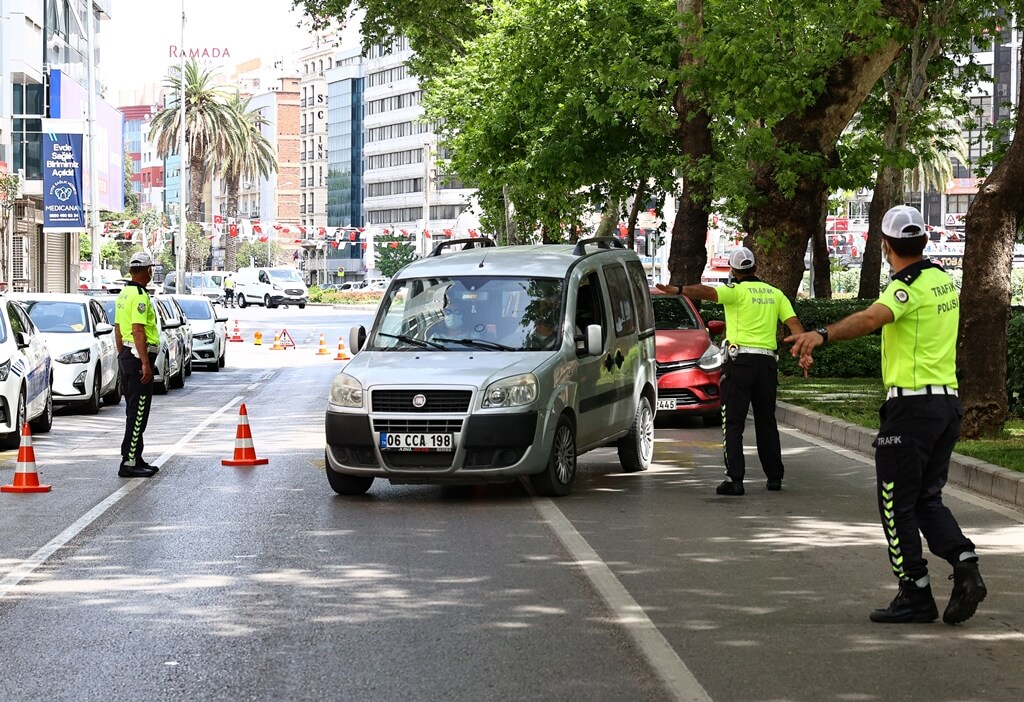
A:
[299, 226, 307, 235]
[361, 243, 367, 250]
[214, 215, 223, 225]
[258, 236, 269, 243]
[293, 239, 301, 244]
[318, 227, 326, 236]
[424, 230, 431, 238]
[350, 232, 357, 241]
[383, 228, 390, 235]
[331, 241, 339, 248]
[229, 223, 239, 237]
[400, 229, 408, 236]
[253, 224, 262, 234]
[389, 242, 398, 249]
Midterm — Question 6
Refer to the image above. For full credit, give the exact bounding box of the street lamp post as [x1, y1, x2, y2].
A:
[177, 1, 187, 278]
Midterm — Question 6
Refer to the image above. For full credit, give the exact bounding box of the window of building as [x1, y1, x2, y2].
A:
[946, 194, 974, 213]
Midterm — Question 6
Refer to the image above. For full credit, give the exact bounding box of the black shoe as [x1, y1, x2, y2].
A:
[118, 466, 157, 478]
[716, 480, 744, 496]
[869, 580, 939, 623]
[766, 479, 782, 491]
[137, 459, 159, 473]
[944, 560, 987, 624]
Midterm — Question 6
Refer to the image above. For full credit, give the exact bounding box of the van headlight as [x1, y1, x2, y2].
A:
[482, 373, 537, 408]
[330, 373, 364, 408]
[195, 331, 215, 342]
[697, 343, 723, 371]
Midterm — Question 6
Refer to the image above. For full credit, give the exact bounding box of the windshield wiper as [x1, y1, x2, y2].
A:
[433, 337, 515, 351]
[377, 332, 447, 350]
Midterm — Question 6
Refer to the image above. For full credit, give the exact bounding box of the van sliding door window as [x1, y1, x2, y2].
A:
[601, 265, 636, 337]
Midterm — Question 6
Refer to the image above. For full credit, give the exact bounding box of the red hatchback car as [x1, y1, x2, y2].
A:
[650, 291, 725, 425]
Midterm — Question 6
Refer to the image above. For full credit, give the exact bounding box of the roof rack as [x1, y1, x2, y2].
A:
[572, 237, 626, 256]
[428, 237, 496, 257]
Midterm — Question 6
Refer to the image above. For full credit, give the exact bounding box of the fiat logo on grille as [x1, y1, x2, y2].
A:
[412, 394, 427, 408]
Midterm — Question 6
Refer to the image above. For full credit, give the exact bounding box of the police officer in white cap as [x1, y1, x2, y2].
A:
[113, 252, 160, 478]
[787, 205, 985, 624]
[657, 247, 805, 495]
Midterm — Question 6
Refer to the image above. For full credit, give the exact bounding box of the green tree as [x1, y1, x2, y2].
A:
[123, 146, 139, 215]
[79, 232, 92, 261]
[236, 240, 282, 268]
[374, 235, 418, 277]
[221, 93, 278, 272]
[149, 60, 237, 224]
[186, 222, 211, 271]
[0, 172, 20, 284]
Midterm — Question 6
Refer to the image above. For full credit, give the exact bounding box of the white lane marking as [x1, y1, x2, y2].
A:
[0, 396, 243, 599]
[779, 426, 1024, 523]
[532, 498, 713, 702]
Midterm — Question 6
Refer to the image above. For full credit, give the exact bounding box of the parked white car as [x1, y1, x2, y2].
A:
[99, 295, 186, 395]
[0, 297, 53, 449]
[172, 295, 228, 371]
[14, 293, 120, 414]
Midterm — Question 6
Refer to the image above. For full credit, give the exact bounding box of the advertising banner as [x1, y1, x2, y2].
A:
[42, 129, 86, 231]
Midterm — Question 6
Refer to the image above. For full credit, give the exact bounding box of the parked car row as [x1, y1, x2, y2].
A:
[0, 292, 229, 450]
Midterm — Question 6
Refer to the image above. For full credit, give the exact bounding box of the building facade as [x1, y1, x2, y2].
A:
[1, 0, 120, 292]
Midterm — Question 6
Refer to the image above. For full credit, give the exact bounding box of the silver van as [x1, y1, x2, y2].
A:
[324, 237, 658, 497]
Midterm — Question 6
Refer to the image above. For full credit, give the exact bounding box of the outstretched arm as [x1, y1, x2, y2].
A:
[784, 303, 894, 358]
[655, 283, 719, 302]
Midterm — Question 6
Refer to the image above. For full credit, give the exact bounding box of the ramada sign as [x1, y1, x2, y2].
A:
[168, 45, 232, 59]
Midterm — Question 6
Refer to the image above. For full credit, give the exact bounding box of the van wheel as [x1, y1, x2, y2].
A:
[618, 395, 654, 473]
[530, 415, 576, 497]
[237, 295, 247, 309]
[325, 454, 374, 495]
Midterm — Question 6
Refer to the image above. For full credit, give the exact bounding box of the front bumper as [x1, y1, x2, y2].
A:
[52, 363, 93, 404]
[656, 367, 721, 414]
[271, 293, 307, 306]
[325, 408, 544, 484]
[191, 338, 220, 364]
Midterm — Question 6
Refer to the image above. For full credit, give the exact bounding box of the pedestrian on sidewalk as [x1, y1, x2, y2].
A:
[786, 205, 986, 625]
[113, 252, 161, 478]
[656, 247, 805, 495]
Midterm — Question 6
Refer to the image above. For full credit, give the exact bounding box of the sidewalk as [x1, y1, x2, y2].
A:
[777, 401, 1024, 510]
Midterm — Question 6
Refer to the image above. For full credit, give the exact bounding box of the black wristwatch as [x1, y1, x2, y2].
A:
[815, 327, 829, 344]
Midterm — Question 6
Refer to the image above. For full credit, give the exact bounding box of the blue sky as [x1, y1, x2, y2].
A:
[102, 0, 314, 95]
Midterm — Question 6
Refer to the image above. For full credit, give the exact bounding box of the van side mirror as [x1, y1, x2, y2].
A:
[585, 324, 603, 356]
[349, 325, 367, 352]
[15, 332, 30, 349]
[707, 320, 726, 337]
[94, 322, 115, 336]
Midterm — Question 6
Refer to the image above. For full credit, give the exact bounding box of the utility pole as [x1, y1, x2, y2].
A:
[177, 1, 187, 277]
[86, 0, 100, 289]
[422, 140, 431, 257]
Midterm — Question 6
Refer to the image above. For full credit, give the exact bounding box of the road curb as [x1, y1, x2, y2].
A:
[777, 400, 1024, 509]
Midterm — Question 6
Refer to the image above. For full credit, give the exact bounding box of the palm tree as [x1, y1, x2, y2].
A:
[150, 59, 237, 226]
[221, 93, 277, 271]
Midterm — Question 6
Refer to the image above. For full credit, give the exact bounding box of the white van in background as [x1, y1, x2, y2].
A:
[234, 267, 308, 309]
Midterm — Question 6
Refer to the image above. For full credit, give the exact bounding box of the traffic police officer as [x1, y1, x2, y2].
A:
[657, 247, 805, 495]
[114, 252, 160, 478]
[787, 205, 986, 624]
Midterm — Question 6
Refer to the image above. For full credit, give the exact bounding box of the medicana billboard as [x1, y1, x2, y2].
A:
[42, 120, 86, 231]
[48, 69, 124, 213]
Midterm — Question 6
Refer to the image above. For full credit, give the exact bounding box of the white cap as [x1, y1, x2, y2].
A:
[881, 205, 926, 238]
[128, 251, 155, 268]
[728, 247, 755, 271]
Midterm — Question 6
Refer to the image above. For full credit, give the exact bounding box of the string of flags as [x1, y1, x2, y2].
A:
[101, 215, 483, 249]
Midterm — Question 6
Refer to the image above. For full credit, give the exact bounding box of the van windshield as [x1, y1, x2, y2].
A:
[268, 269, 303, 283]
[370, 277, 564, 351]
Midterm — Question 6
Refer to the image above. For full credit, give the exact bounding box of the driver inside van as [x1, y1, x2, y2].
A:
[428, 289, 476, 340]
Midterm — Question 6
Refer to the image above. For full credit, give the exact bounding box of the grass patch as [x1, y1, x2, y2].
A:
[778, 376, 1024, 474]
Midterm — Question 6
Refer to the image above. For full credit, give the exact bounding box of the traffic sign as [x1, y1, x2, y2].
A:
[278, 328, 297, 349]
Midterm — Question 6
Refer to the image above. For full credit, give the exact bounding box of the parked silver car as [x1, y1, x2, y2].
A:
[324, 237, 658, 497]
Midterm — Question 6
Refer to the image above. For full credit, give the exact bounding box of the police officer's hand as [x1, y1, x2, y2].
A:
[654, 283, 678, 295]
[784, 331, 823, 358]
[141, 361, 153, 385]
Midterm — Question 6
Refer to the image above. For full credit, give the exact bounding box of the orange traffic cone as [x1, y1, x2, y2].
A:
[1, 423, 51, 493]
[315, 333, 330, 356]
[334, 337, 351, 361]
[221, 404, 269, 466]
[269, 330, 284, 351]
[229, 320, 243, 342]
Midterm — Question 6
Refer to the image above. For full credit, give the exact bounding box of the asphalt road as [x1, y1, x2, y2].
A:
[0, 304, 1022, 701]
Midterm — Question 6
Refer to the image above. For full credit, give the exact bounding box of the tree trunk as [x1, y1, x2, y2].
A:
[743, 1, 920, 297]
[668, 0, 713, 287]
[811, 197, 831, 297]
[625, 179, 646, 249]
[502, 184, 518, 246]
[957, 38, 1024, 438]
[226, 178, 239, 271]
[861, 162, 904, 297]
[188, 154, 205, 224]
[594, 198, 620, 239]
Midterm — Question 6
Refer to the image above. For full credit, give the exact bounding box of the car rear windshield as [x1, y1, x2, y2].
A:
[175, 299, 213, 320]
[651, 296, 700, 330]
[23, 300, 89, 333]
[371, 276, 564, 351]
